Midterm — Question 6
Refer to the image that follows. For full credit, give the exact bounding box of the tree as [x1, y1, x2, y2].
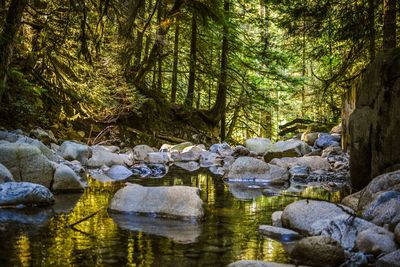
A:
[382, 0, 396, 51]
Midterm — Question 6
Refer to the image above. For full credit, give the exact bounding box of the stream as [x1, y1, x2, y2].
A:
[0, 167, 346, 266]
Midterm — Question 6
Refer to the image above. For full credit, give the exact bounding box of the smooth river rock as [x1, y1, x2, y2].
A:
[87, 145, 131, 167]
[355, 228, 398, 256]
[290, 236, 345, 267]
[281, 200, 354, 235]
[264, 139, 311, 162]
[362, 190, 400, 228]
[259, 225, 301, 242]
[269, 156, 331, 171]
[59, 141, 91, 164]
[226, 157, 289, 184]
[109, 183, 204, 220]
[245, 137, 271, 154]
[0, 163, 13, 183]
[0, 182, 54, 207]
[52, 164, 86, 192]
[132, 144, 154, 161]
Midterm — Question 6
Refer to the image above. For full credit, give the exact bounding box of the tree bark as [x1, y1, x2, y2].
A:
[208, 0, 229, 141]
[0, 0, 28, 103]
[383, 0, 396, 52]
[185, 13, 197, 107]
[170, 21, 180, 103]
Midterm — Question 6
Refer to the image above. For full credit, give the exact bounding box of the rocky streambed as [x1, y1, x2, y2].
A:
[0, 128, 399, 266]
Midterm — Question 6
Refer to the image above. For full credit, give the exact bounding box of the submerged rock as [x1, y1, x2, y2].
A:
[0, 163, 13, 183]
[110, 213, 201, 244]
[0, 182, 54, 207]
[227, 183, 264, 200]
[109, 183, 204, 220]
[226, 157, 288, 184]
[259, 225, 301, 242]
[290, 236, 345, 267]
[245, 137, 271, 154]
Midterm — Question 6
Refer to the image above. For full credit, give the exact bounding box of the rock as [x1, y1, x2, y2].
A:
[106, 165, 133, 180]
[0, 130, 56, 161]
[245, 137, 271, 154]
[109, 183, 204, 220]
[306, 169, 349, 183]
[232, 145, 250, 157]
[341, 191, 361, 211]
[63, 160, 85, 176]
[209, 142, 233, 157]
[375, 250, 400, 267]
[159, 144, 172, 152]
[281, 200, 354, 235]
[272, 211, 283, 227]
[0, 163, 13, 183]
[362, 190, 400, 228]
[264, 140, 311, 162]
[358, 170, 400, 211]
[53, 164, 86, 192]
[0, 182, 54, 206]
[349, 50, 400, 190]
[227, 261, 302, 267]
[172, 145, 203, 162]
[321, 146, 343, 158]
[208, 166, 226, 176]
[314, 133, 340, 149]
[199, 151, 220, 167]
[259, 225, 301, 242]
[132, 144, 154, 161]
[0, 142, 54, 188]
[30, 128, 57, 145]
[170, 142, 193, 153]
[311, 215, 389, 251]
[355, 228, 398, 255]
[301, 132, 319, 146]
[395, 223, 400, 243]
[304, 149, 322, 157]
[289, 166, 310, 181]
[111, 213, 202, 244]
[174, 161, 200, 172]
[227, 183, 264, 200]
[59, 141, 91, 164]
[226, 157, 289, 184]
[290, 236, 345, 267]
[144, 152, 170, 164]
[269, 156, 331, 171]
[87, 145, 130, 167]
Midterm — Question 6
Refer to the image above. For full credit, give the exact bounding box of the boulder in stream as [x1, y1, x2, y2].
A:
[259, 225, 301, 242]
[0, 182, 54, 207]
[245, 137, 271, 154]
[0, 163, 13, 183]
[109, 183, 204, 220]
[59, 141, 91, 164]
[264, 139, 311, 162]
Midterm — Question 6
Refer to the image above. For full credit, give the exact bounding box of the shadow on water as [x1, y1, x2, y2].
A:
[0, 167, 347, 267]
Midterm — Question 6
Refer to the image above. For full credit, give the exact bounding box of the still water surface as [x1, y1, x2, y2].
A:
[0, 168, 345, 266]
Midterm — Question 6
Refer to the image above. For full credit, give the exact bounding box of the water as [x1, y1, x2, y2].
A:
[0, 167, 346, 266]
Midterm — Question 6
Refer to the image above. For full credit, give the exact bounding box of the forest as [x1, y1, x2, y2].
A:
[0, 0, 392, 144]
[1, 0, 400, 266]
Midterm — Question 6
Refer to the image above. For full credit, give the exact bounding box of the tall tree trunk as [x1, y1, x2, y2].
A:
[170, 21, 180, 103]
[383, 0, 396, 51]
[133, 2, 146, 71]
[208, 0, 229, 141]
[0, 0, 28, 103]
[185, 13, 197, 107]
[368, 0, 376, 61]
[157, 0, 163, 92]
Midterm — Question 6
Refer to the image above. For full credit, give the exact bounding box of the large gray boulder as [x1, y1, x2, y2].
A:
[355, 228, 398, 256]
[290, 236, 345, 267]
[358, 170, 400, 210]
[269, 156, 331, 171]
[281, 200, 354, 235]
[199, 151, 220, 167]
[144, 152, 170, 164]
[0, 163, 13, 183]
[375, 250, 400, 267]
[106, 165, 133, 180]
[171, 145, 203, 162]
[0, 142, 54, 188]
[59, 141, 91, 164]
[314, 133, 340, 149]
[226, 157, 289, 184]
[245, 137, 271, 154]
[311, 214, 391, 251]
[264, 139, 311, 162]
[0, 130, 56, 161]
[209, 142, 233, 157]
[362, 190, 400, 228]
[349, 49, 400, 190]
[52, 164, 86, 192]
[87, 145, 130, 167]
[0, 182, 54, 206]
[109, 183, 204, 221]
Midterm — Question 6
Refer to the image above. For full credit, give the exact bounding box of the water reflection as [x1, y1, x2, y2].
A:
[0, 167, 346, 266]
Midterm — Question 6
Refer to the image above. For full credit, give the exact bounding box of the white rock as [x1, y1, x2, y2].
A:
[245, 137, 271, 154]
